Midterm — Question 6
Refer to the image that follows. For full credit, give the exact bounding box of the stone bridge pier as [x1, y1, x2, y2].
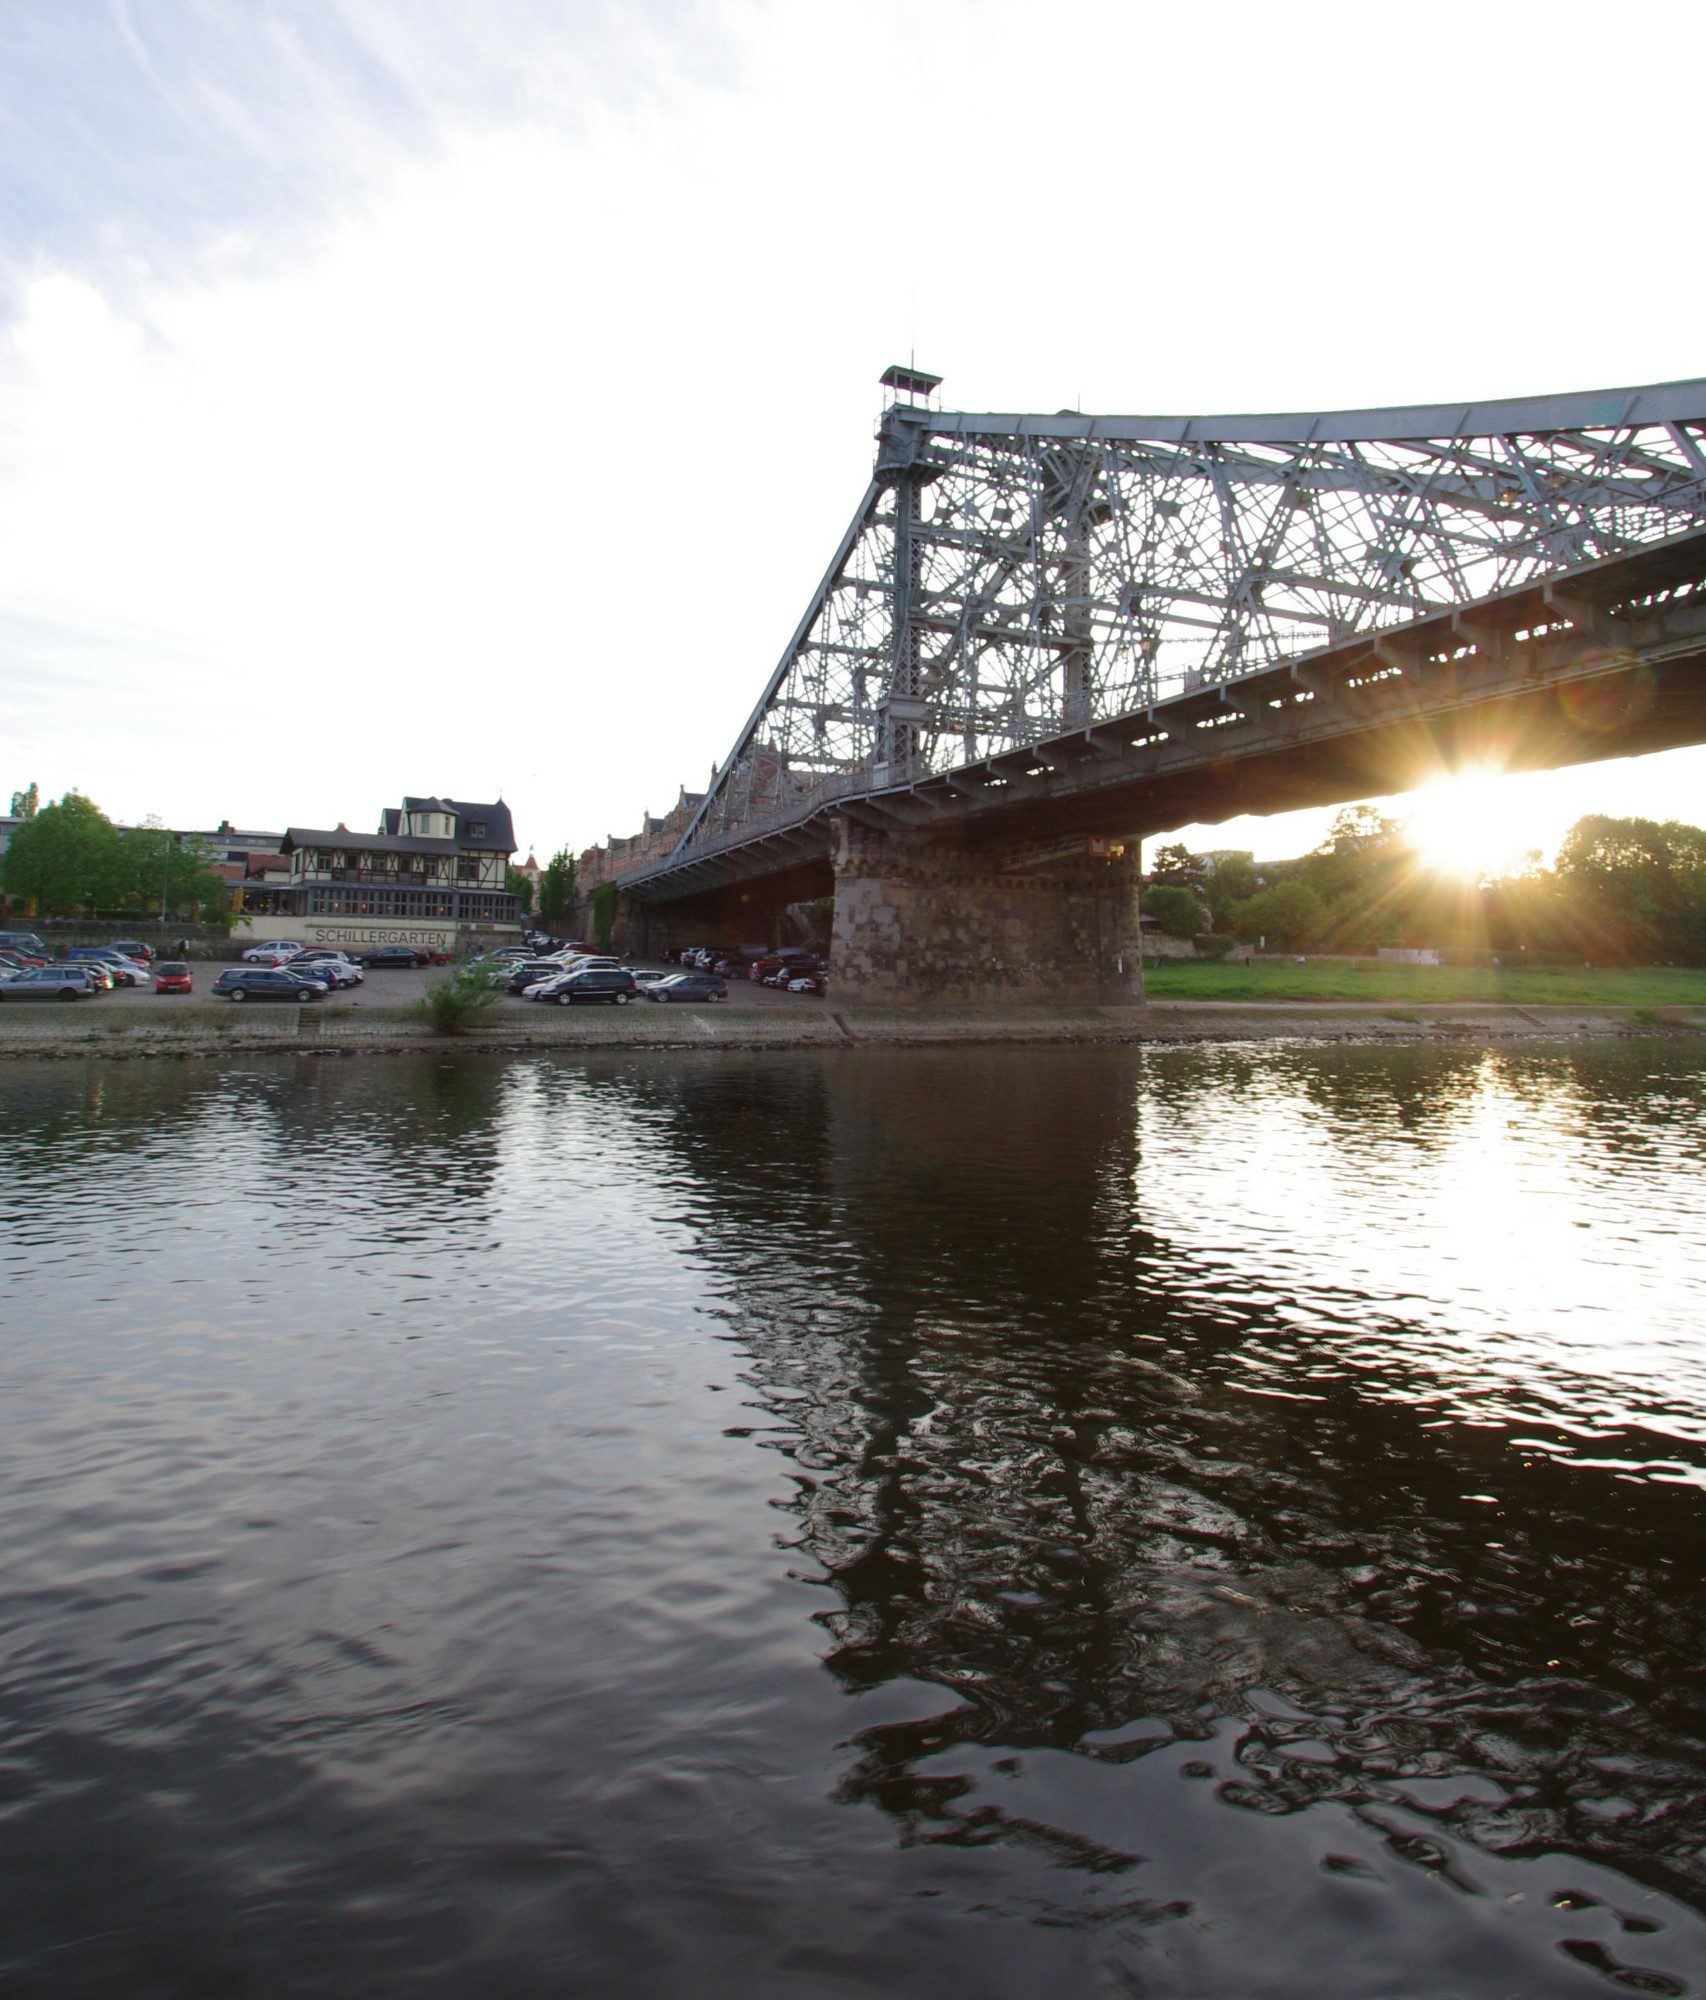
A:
[828, 817, 1145, 1009]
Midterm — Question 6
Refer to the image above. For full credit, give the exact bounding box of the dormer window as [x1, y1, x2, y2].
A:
[466, 821, 487, 839]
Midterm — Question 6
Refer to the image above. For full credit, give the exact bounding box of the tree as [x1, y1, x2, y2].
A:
[1301, 805, 1406, 950]
[1144, 884, 1203, 938]
[9, 782, 37, 819]
[1148, 841, 1198, 881]
[1203, 851, 1259, 930]
[1229, 880, 1326, 952]
[1553, 815, 1706, 964]
[539, 847, 578, 927]
[505, 865, 535, 912]
[590, 881, 617, 952]
[1, 792, 127, 914]
[117, 824, 230, 923]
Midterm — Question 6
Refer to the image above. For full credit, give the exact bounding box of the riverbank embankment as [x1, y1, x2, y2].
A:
[3, 999, 1704, 1060]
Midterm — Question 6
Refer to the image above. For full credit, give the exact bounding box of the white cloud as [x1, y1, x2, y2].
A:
[3, 0, 1705, 863]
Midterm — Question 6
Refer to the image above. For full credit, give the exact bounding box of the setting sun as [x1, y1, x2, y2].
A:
[1401, 767, 1541, 882]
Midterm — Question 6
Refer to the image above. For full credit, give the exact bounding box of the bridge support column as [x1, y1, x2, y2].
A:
[828, 819, 1145, 1009]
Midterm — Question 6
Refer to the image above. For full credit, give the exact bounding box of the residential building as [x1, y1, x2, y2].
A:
[233, 795, 523, 949]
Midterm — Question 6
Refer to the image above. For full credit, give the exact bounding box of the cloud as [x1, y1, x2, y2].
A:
[4, 0, 1706, 864]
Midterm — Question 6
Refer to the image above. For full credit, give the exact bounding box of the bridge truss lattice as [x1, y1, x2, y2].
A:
[672, 379, 1706, 860]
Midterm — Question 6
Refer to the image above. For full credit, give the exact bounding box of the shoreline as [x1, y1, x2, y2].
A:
[1, 998, 1703, 1061]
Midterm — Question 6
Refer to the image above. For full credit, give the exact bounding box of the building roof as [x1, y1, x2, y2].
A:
[376, 796, 515, 850]
[282, 828, 461, 858]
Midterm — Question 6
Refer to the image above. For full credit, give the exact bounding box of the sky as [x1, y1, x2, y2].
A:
[3, 0, 1704, 872]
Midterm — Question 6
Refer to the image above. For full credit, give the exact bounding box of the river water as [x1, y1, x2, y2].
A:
[2, 1040, 1705, 1997]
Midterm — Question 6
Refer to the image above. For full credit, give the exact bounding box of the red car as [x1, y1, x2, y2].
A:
[154, 961, 194, 994]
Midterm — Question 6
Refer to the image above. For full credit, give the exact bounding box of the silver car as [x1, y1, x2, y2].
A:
[0, 965, 100, 1001]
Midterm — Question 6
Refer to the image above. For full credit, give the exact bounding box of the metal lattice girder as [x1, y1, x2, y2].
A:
[672, 377, 1706, 859]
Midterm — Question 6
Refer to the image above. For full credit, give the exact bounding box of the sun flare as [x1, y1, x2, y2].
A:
[1401, 767, 1540, 882]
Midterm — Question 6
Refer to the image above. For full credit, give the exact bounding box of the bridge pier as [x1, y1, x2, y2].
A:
[828, 818, 1144, 1009]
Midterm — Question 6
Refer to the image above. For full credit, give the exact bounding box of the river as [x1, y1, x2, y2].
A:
[2, 1040, 1704, 1997]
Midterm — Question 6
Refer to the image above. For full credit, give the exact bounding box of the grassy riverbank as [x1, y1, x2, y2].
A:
[1144, 960, 1706, 1007]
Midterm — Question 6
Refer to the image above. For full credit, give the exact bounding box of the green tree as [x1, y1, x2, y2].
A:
[539, 847, 578, 927]
[117, 824, 230, 923]
[1144, 883, 1203, 938]
[590, 880, 617, 952]
[1, 792, 127, 914]
[1203, 851, 1259, 930]
[1230, 879, 1326, 952]
[1301, 805, 1406, 949]
[8, 782, 38, 819]
[505, 865, 534, 912]
[1148, 841, 1197, 881]
[1554, 815, 1706, 964]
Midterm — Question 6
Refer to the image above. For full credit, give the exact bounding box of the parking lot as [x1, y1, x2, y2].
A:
[77, 960, 822, 1013]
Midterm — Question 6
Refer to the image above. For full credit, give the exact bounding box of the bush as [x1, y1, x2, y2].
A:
[1143, 883, 1202, 938]
[413, 962, 507, 1035]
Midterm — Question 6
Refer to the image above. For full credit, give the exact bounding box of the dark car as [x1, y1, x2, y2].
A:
[211, 968, 326, 1003]
[643, 973, 727, 1003]
[362, 946, 428, 969]
[539, 968, 637, 1007]
[108, 939, 157, 962]
[506, 959, 570, 995]
[0, 931, 48, 957]
[0, 965, 100, 1001]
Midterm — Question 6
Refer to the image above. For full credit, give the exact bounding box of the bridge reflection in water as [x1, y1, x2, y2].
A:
[627, 1044, 1706, 1989]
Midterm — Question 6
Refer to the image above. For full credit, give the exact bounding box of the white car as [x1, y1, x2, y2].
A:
[93, 956, 152, 987]
[242, 942, 302, 964]
[292, 953, 364, 987]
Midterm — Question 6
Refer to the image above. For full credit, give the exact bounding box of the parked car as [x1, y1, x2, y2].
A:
[630, 968, 670, 986]
[0, 931, 48, 956]
[643, 973, 727, 1002]
[108, 939, 157, 962]
[291, 952, 364, 986]
[537, 968, 637, 1007]
[507, 959, 570, 995]
[241, 940, 302, 962]
[211, 968, 326, 1002]
[0, 965, 101, 1000]
[67, 947, 149, 985]
[154, 961, 194, 994]
[787, 974, 825, 995]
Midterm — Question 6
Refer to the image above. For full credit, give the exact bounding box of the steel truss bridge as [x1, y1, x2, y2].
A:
[619, 375, 1706, 908]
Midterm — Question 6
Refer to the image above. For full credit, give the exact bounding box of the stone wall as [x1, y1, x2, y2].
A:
[828, 818, 1145, 1008]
